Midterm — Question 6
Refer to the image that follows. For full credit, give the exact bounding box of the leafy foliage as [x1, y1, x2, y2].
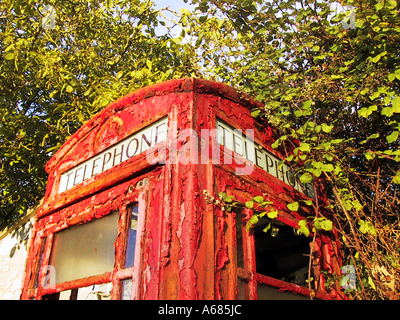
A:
[0, 0, 197, 229]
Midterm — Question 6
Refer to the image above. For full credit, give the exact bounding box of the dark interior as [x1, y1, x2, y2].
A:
[254, 219, 311, 286]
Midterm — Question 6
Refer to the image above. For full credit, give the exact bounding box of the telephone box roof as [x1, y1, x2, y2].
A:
[46, 78, 264, 174]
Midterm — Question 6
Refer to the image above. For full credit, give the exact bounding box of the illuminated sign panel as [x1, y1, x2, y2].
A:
[58, 117, 168, 193]
[216, 119, 314, 198]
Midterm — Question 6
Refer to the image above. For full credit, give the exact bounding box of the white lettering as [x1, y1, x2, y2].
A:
[216, 119, 313, 197]
[58, 117, 168, 193]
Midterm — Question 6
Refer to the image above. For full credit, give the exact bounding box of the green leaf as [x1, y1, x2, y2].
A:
[294, 109, 303, 118]
[358, 220, 376, 236]
[263, 223, 271, 233]
[253, 196, 264, 203]
[321, 123, 333, 133]
[251, 109, 261, 117]
[375, 2, 384, 10]
[298, 142, 311, 153]
[271, 140, 280, 149]
[249, 214, 259, 225]
[314, 217, 333, 231]
[287, 202, 299, 212]
[386, 0, 397, 9]
[303, 200, 313, 206]
[368, 277, 376, 290]
[393, 173, 400, 184]
[331, 139, 344, 144]
[365, 152, 376, 160]
[381, 107, 394, 117]
[321, 163, 334, 172]
[367, 133, 380, 140]
[267, 210, 278, 219]
[303, 100, 312, 109]
[116, 71, 124, 79]
[300, 172, 313, 184]
[224, 195, 235, 203]
[5, 52, 15, 60]
[245, 200, 254, 209]
[386, 131, 399, 143]
[392, 96, 400, 113]
[369, 91, 381, 101]
[370, 54, 381, 63]
[310, 167, 322, 177]
[297, 220, 310, 237]
[358, 107, 372, 118]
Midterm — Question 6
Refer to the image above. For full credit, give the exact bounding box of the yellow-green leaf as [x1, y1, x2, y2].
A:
[394, 173, 400, 184]
[303, 100, 312, 109]
[368, 277, 376, 290]
[321, 123, 333, 133]
[386, 131, 399, 144]
[300, 172, 313, 184]
[287, 202, 299, 211]
[245, 200, 254, 209]
[299, 142, 311, 153]
[253, 196, 264, 203]
[5, 52, 15, 60]
[267, 210, 278, 219]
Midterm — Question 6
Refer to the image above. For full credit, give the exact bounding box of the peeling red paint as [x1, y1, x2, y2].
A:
[22, 78, 344, 300]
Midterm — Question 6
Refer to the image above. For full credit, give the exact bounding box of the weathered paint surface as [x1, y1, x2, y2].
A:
[22, 78, 344, 300]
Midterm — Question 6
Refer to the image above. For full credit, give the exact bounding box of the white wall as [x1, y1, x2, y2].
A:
[0, 220, 32, 300]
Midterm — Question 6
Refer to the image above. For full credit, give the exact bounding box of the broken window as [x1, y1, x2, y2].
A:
[121, 279, 133, 300]
[49, 212, 119, 284]
[254, 218, 311, 287]
[124, 205, 139, 268]
[257, 283, 309, 300]
[43, 283, 112, 300]
[235, 211, 312, 300]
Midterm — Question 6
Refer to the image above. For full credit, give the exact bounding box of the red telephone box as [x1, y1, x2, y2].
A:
[21, 78, 344, 300]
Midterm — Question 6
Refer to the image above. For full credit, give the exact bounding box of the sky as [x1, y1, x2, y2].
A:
[152, 0, 194, 12]
[152, 0, 195, 37]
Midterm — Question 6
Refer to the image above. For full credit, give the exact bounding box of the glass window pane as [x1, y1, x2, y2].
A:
[77, 283, 112, 300]
[237, 278, 249, 300]
[254, 219, 310, 286]
[53, 283, 112, 300]
[49, 212, 119, 284]
[121, 279, 132, 300]
[125, 205, 138, 268]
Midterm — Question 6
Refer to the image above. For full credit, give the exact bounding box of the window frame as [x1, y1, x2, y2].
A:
[25, 178, 148, 300]
[233, 208, 335, 300]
